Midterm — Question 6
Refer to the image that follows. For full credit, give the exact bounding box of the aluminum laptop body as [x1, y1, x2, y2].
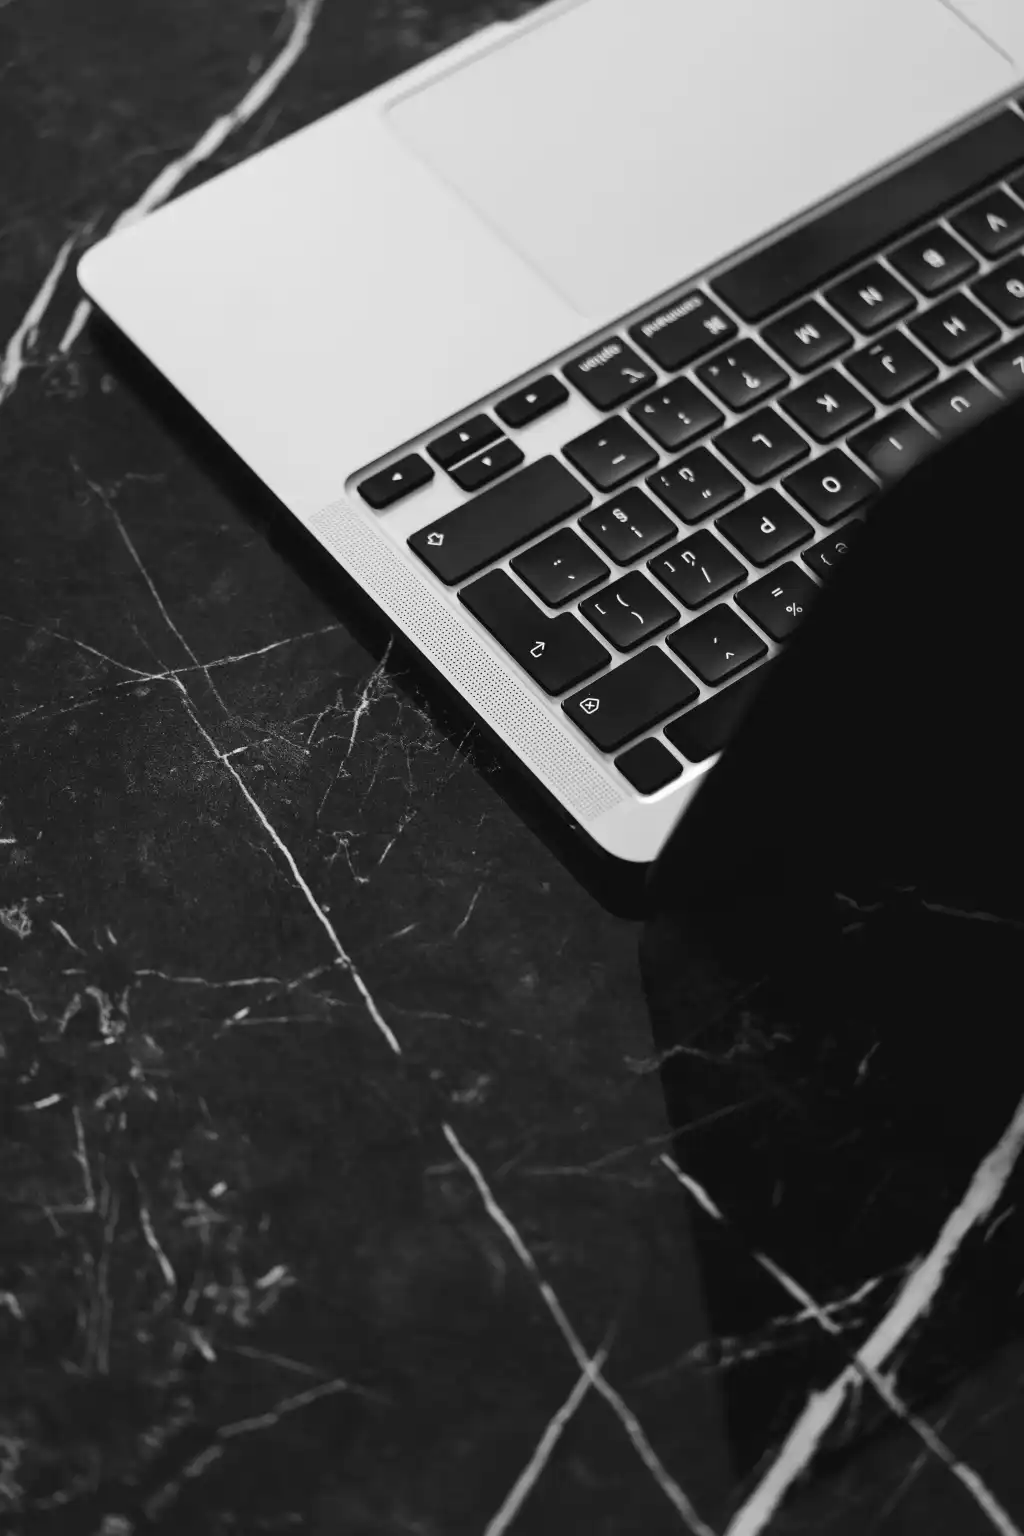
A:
[78, 0, 1024, 863]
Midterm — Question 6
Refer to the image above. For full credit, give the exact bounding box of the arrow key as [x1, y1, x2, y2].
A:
[358, 453, 434, 509]
[428, 413, 501, 468]
[451, 437, 524, 491]
[496, 375, 569, 428]
[460, 569, 608, 694]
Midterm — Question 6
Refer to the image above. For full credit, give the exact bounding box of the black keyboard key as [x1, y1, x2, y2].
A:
[647, 447, 744, 523]
[696, 340, 789, 412]
[952, 189, 1024, 258]
[784, 448, 876, 524]
[428, 413, 501, 469]
[976, 336, 1024, 394]
[667, 606, 767, 686]
[496, 374, 569, 429]
[736, 563, 820, 641]
[579, 487, 676, 564]
[712, 109, 1024, 321]
[844, 329, 938, 404]
[801, 520, 864, 579]
[579, 571, 677, 651]
[648, 530, 746, 609]
[714, 408, 809, 481]
[564, 338, 656, 410]
[450, 437, 524, 492]
[563, 417, 659, 492]
[848, 409, 936, 478]
[761, 301, 853, 373]
[664, 665, 773, 762]
[615, 738, 683, 794]
[629, 378, 723, 452]
[410, 456, 590, 584]
[825, 262, 916, 334]
[510, 528, 609, 606]
[912, 371, 999, 437]
[563, 649, 698, 752]
[971, 254, 1024, 326]
[460, 569, 608, 694]
[716, 488, 814, 566]
[628, 290, 737, 371]
[909, 293, 999, 363]
[359, 453, 433, 509]
[778, 368, 873, 442]
[888, 225, 977, 296]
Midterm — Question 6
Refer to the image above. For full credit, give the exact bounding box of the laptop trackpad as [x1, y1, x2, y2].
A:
[387, 0, 1013, 319]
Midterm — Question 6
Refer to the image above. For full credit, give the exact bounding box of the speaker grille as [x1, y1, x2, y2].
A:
[310, 498, 623, 822]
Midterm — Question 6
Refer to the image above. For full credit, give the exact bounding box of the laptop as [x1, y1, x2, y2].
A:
[77, 0, 1024, 865]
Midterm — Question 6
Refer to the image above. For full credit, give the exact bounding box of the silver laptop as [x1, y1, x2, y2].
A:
[78, 0, 1024, 864]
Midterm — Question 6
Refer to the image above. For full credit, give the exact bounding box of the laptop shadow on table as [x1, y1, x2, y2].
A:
[85, 316, 649, 920]
[638, 391, 1024, 1486]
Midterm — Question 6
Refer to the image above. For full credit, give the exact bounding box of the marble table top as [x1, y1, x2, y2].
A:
[2, 2, 1023, 1532]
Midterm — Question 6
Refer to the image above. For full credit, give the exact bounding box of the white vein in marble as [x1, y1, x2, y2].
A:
[172, 675, 404, 1056]
[484, 1330, 614, 1536]
[662, 1109, 1024, 1536]
[0, 232, 79, 408]
[92, 472, 231, 711]
[58, 0, 325, 356]
[445, 1124, 720, 1535]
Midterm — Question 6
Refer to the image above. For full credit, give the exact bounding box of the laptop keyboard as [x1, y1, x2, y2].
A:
[358, 101, 1024, 798]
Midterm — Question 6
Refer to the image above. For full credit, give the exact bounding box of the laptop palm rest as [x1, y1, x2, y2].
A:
[387, 0, 1014, 319]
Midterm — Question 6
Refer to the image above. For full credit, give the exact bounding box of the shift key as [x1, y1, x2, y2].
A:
[409, 456, 591, 585]
[564, 648, 698, 752]
[460, 570, 609, 695]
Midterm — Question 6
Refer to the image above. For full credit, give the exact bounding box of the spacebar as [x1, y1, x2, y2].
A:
[712, 108, 1024, 322]
[408, 456, 592, 585]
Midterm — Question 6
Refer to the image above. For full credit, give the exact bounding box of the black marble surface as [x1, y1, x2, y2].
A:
[2, 3, 1024, 1532]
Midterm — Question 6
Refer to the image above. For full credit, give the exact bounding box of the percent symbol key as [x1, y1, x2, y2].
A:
[736, 562, 820, 641]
